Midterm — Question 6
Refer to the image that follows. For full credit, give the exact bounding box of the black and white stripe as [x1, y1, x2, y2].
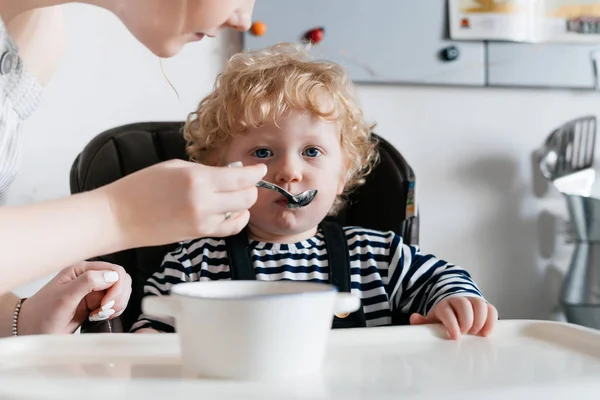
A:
[132, 227, 484, 332]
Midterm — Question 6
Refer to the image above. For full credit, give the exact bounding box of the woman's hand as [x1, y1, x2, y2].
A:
[102, 160, 267, 249]
[17, 261, 131, 335]
[409, 296, 498, 340]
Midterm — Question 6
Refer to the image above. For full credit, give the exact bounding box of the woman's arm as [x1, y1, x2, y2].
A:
[0, 190, 121, 293]
[0, 160, 266, 294]
[0, 292, 20, 337]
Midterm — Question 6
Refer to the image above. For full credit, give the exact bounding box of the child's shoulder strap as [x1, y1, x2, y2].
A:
[224, 228, 255, 280]
[321, 220, 367, 328]
[319, 220, 350, 292]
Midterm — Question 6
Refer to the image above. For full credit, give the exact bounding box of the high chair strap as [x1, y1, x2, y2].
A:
[224, 228, 255, 280]
[320, 220, 350, 292]
[320, 220, 367, 329]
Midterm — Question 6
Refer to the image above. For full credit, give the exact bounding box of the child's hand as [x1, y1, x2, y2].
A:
[409, 296, 498, 340]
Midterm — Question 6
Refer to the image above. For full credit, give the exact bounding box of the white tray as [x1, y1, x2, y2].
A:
[0, 320, 599, 400]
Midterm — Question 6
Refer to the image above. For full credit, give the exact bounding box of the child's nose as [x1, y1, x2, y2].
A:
[275, 157, 302, 184]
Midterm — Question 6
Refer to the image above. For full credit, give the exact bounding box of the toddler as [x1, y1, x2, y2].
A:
[131, 43, 497, 339]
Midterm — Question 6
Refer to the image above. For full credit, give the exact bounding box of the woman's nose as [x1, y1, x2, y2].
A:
[224, 8, 252, 32]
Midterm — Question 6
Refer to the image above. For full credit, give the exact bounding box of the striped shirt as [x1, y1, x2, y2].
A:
[0, 18, 43, 205]
[131, 226, 484, 332]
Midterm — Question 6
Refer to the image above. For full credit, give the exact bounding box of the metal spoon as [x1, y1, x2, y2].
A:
[256, 181, 317, 208]
[226, 162, 317, 208]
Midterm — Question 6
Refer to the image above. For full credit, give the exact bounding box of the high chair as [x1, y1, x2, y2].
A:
[69, 122, 419, 333]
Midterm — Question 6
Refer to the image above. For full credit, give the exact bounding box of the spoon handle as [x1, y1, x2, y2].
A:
[256, 180, 294, 201]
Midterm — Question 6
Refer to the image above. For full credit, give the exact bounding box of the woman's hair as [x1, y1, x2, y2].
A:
[184, 43, 379, 213]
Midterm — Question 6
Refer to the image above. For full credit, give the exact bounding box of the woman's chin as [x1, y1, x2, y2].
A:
[139, 37, 186, 58]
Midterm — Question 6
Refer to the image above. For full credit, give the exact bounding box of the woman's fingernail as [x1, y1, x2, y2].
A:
[227, 161, 243, 168]
[104, 271, 119, 283]
[89, 308, 115, 322]
[101, 309, 116, 318]
[89, 313, 103, 322]
[101, 300, 116, 311]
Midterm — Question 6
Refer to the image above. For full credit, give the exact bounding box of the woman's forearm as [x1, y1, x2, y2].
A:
[0, 190, 122, 294]
[0, 292, 20, 337]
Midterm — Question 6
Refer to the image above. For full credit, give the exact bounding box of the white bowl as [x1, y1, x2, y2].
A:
[142, 280, 361, 380]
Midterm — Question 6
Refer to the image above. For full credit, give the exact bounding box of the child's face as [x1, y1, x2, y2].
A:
[223, 110, 347, 242]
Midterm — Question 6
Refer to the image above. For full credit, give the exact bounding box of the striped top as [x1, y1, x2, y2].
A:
[131, 226, 484, 332]
[0, 17, 43, 205]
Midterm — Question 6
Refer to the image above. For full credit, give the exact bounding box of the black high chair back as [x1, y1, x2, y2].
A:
[70, 122, 419, 332]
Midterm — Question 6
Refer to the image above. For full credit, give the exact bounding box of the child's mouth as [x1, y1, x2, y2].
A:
[272, 190, 317, 209]
[275, 198, 293, 208]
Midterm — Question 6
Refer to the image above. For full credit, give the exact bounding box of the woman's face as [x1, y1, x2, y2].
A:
[104, 0, 255, 57]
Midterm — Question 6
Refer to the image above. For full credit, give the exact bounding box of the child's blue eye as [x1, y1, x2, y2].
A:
[254, 148, 273, 158]
[303, 147, 321, 158]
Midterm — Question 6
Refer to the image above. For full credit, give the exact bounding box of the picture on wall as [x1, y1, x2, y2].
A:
[449, 0, 600, 43]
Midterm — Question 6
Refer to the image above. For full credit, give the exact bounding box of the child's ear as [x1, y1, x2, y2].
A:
[337, 165, 349, 195]
[337, 150, 353, 194]
[336, 177, 345, 195]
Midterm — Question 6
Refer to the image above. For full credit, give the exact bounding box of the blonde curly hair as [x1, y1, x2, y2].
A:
[184, 43, 379, 214]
